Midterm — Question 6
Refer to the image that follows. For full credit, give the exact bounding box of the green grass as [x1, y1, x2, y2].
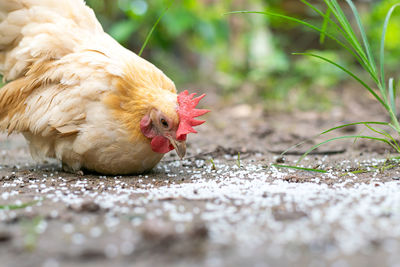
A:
[209, 158, 217, 171]
[272, 158, 400, 176]
[236, 152, 241, 168]
[228, 0, 400, 159]
[0, 200, 40, 210]
[22, 216, 44, 251]
[0, 199, 44, 251]
[271, 164, 328, 173]
[138, 5, 170, 57]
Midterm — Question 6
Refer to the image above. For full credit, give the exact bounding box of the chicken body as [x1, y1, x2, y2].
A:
[0, 0, 205, 175]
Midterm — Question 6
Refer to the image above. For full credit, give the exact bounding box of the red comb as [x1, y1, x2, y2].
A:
[176, 90, 210, 140]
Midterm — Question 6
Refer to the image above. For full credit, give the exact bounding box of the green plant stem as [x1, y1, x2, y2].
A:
[138, 6, 170, 57]
[380, 4, 400, 92]
[0, 200, 40, 210]
[388, 108, 400, 134]
[237, 152, 241, 168]
[271, 164, 327, 173]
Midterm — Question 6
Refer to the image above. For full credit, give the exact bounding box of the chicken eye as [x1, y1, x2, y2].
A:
[160, 118, 169, 128]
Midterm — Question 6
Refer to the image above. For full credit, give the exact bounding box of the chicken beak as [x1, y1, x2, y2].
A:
[168, 137, 186, 159]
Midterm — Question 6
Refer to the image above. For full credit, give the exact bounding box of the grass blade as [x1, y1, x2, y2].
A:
[323, 0, 378, 82]
[319, 121, 389, 135]
[324, 1, 364, 58]
[298, 135, 398, 163]
[272, 164, 327, 173]
[0, 200, 40, 210]
[138, 6, 170, 57]
[389, 78, 396, 114]
[380, 4, 400, 92]
[279, 138, 316, 158]
[307, 0, 374, 79]
[279, 122, 388, 156]
[363, 123, 400, 152]
[327, 0, 364, 54]
[320, 8, 331, 44]
[227, 9, 378, 85]
[345, 0, 377, 75]
[226, 11, 366, 68]
[293, 52, 388, 110]
[299, 0, 348, 45]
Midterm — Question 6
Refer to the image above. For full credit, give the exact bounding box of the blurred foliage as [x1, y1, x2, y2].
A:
[86, 0, 399, 111]
[86, 0, 233, 86]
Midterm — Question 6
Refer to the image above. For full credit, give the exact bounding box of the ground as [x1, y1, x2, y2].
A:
[1, 88, 400, 267]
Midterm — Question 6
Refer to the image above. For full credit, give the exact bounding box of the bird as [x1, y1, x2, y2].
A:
[0, 0, 209, 175]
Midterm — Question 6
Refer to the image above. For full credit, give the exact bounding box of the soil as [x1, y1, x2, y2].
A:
[1, 87, 400, 267]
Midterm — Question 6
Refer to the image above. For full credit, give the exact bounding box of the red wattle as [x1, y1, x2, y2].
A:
[151, 136, 174, 154]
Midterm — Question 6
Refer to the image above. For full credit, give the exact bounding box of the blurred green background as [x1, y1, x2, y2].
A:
[86, 0, 399, 111]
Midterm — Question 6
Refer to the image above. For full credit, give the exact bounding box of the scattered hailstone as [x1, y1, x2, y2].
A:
[1, 156, 400, 260]
[120, 241, 135, 255]
[89, 227, 102, 238]
[104, 244, 119, 258]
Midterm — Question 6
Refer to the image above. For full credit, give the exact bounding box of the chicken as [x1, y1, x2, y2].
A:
[0, 0, 209, 175]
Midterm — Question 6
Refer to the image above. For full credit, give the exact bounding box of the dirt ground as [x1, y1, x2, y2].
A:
[1, 87, 400, 267]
